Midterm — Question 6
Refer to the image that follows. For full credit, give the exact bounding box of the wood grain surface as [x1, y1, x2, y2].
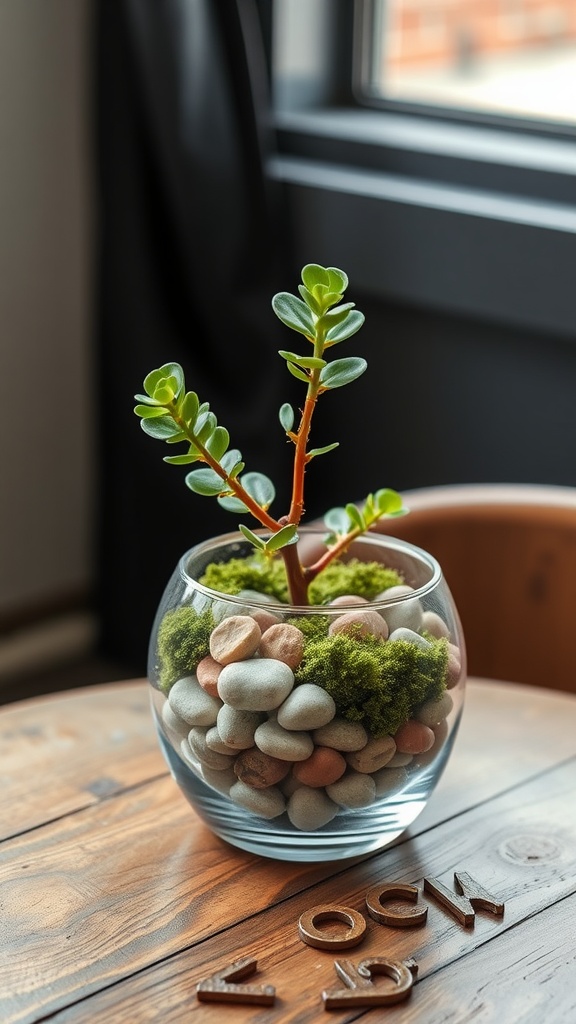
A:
[1, 678, 575, 1024]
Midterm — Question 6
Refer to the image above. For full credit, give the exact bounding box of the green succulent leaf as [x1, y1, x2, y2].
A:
[220, 448, 243, 475]
[238, 524, 266, 550]
[326, 310, 365, 345]
[327, 267, 349, 293]
[286, 362, 311, 384]
[265, 524, 298, 552]
[134, 404, 170, 419]
[140, 416, 184, 440]
[165, 431, 188, 444]
[163, 452, 201, 465]
[181, 391, 199, 426]
[241, 472, 275, 509]
[217, 493, 250, 513]
[346, 502, 366, 531]
[195, 411, 217, 445]
[319, 356, 367, 389]
[319, 302, 355, 330]
[298, 284, 323, 316]
[205, 426, 229, 461]
[134, 393, 166, 407]
[308, 442, 339, 458]
[278, 350, 326, 370]
[143, 363, 184, 398]
[279, 403, 294, 432]
[185, 468, 224, 496]
[375, 488, 405, 515]
[301, 264, 330, 291]
[272, 292, 315, 337]
[324, 506, 351, 535]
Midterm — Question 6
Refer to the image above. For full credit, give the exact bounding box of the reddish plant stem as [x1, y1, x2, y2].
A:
[287, 390, 318, 526]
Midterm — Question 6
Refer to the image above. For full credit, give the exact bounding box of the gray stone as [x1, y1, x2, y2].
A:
[217, 657, 294, 711]
[277, 683, 336, 731]
[168, 675, 222, 726]
[254, 718, 314, 761]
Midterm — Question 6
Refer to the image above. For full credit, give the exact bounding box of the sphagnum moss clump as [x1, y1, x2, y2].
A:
[307, 559, 402, 604]
[156, 605, 214, 693]
[199, 555, 289, 602]
[295, 632, 449, 737]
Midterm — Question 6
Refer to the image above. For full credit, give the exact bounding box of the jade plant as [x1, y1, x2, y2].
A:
[134, 263, 408, 605]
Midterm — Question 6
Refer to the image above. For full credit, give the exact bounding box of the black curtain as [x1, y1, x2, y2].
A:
[94, 0, 296, 671]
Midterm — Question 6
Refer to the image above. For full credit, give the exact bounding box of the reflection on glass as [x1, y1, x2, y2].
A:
[368, 0, 576, 123]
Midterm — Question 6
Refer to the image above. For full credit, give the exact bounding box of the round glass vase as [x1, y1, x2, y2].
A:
[148, 530, 466, 862]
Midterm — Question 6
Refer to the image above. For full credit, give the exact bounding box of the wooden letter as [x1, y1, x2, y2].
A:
[454, 871, 505, 917]
[424, 872, 505, 926]
[365, 882, 428, 927]
[322, 957, 418, 1009]
[196, 957, 275, 1005]
[298, 904, 367, 949]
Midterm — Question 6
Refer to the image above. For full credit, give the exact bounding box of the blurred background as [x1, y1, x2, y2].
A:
[1, 0, 576, 703]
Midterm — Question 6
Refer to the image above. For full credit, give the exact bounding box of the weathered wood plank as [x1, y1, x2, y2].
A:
[0, 682, 164, 840]
[3, 755, 575, 1024]
[390, 892, 576, 1023]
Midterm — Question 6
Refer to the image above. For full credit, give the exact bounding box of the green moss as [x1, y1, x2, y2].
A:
[295, 633, 448, 737]
[286, 614, 330, 642]
[308, 559, 403, 604]
[199, 556, 289, 602]
[156, 605, 215, 693]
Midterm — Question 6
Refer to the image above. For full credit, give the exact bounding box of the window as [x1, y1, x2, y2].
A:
[270, 0, 576, 340]
[359, 0, 576, 127]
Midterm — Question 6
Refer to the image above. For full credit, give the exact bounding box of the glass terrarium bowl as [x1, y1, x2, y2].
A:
[148, 529, 466, 862]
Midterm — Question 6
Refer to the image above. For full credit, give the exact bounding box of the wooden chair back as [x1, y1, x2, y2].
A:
[376, 484, 576, 692]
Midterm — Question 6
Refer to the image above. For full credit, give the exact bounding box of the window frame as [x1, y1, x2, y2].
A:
[269, 0, 576, 339]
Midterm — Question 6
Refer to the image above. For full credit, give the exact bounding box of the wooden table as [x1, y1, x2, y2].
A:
[2, 677, 576, 1023]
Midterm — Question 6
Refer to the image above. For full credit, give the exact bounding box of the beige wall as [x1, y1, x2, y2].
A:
[0, 0, 93, 618]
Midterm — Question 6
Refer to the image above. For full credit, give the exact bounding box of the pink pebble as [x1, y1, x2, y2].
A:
[251, 609, 282, 632]
[196, 656, 222, 697]
[259, 623, 304, 669]
[446, 643, 463, 688]
[209, 615, 261, 665]
[394, 719, 435, 754]
[329, 594, 369, 607]
[293, 746, 347, 787]
[328, 609, 389, 640]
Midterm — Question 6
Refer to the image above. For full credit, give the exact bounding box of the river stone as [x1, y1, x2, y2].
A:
[209, 615, 261, 665]
[388, 627, 431, 651]
[216, 705, 263, 749]
[201, 765, 237, 795]
[312, 717, 368, 752]
[326, 770, 376, 808]
[376, 585, 423, 633]
[292, 746, 347, 787]
[233, 747, 291, 789]
[254, 718, 314, 761]
[276, 683, 336, 731]
[187, 727, 236, 770]
[205, 725, 241, 755]
[259, 623, 304, 669]
[346, 734, 396, 773]
[372, 765, 408, 797]
[229, 779, 286, 818]
[287, 786, 340, 831]
[196, 655, 222, 697]
[218, 657, 294, 711]
[421, 610, 451, 639]
[161, 700, 190, 741]
[417, 691, 454, 726]
[394, 719, 435, 754]
[328, 609, 389, 640]
[168, 675, 222, 726]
